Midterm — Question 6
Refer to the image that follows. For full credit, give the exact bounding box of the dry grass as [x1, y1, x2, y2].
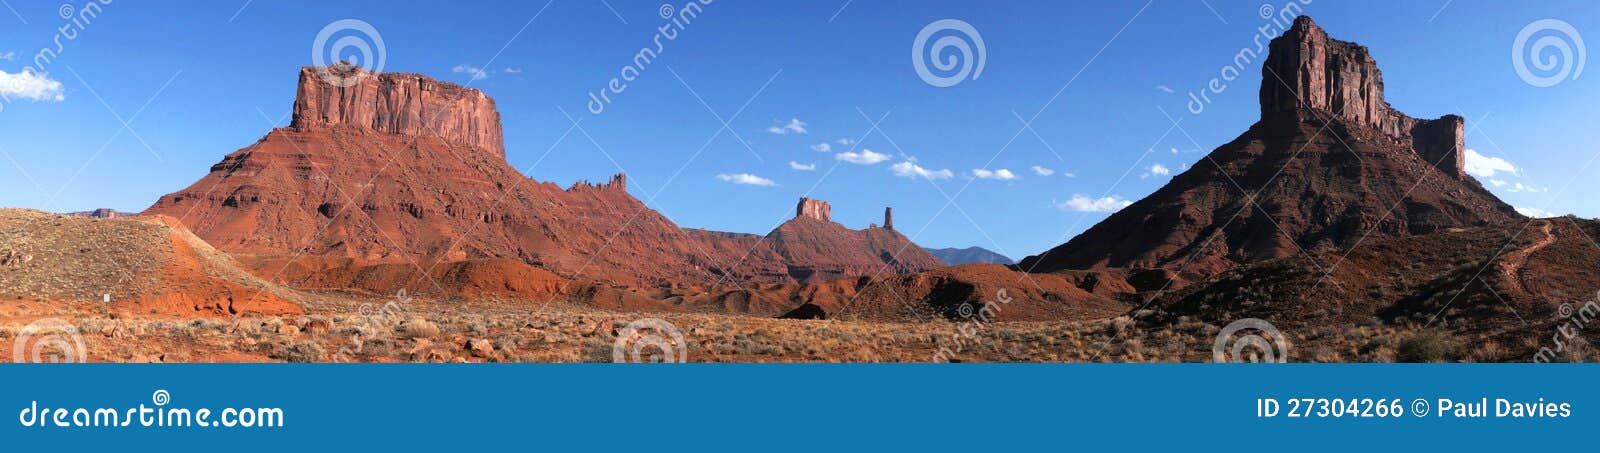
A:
[0, 292, 1560, 363]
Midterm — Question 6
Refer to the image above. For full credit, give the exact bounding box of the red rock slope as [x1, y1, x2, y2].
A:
[0, 209, 302, 317]
[1020, 16, 1519, 277]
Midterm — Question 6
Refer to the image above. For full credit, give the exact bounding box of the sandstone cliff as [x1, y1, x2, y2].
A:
[796, 198, 831, 222]
[1259, 16, 1465, 178]
[291, 65, 504, 157]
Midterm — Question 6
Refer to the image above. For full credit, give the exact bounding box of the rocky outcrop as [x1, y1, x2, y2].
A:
[1410, 116, 1465, 176]
[768, 199, 944, 283]
[796, 198, 831, 222]
[1259, 16, 1464, 179]
[568, 173, 628, 192]
[291, 65, 505, 157]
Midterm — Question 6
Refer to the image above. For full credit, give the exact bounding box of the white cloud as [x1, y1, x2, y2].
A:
[1142, 163, 1171, 179]
[1030, 165, 1055, 176]
[1155, 85, 1175, 94]
[765, 118, 807, 135]
[0, 51, 16, 61]
[452, 64, 490, 81]
[503, 67, 523, 74]
[972, 168, 1018, 180]
[836, 138, 855, 145]
[1465, 148, 1518, 178]
[810, 142, 832, 153]
[1057, 194, 1133, 213]
[0, 70, 66, 102]
[890, 161, 954, 180]
[1507, 182, 1548, 193]
[788, 161, 816, 171]
[715, 173, 778, 187]
[1468, 150, 1549, 194]
[1062, 171, 1077, 178]
[1516, 206, 1556, 218]
[836, 149, 889, 165]
[1170, 147, 1179, 154]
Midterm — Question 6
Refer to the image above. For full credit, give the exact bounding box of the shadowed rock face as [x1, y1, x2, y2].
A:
[1020, 16, 1517, 278]
[777, 303, 827, 320]
[1259, 16, 1465, 178]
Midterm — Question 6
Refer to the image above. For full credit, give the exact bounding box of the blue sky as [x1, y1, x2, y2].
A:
[1, 0, 1595, 260]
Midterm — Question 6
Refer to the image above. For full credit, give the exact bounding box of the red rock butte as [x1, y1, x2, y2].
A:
[144, 65, 943, 290]
[1020, 15, 1516, 276]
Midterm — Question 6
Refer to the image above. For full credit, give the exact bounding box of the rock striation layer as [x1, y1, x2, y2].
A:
[797, 198, 831, 222]
[291, 65, 504, 157]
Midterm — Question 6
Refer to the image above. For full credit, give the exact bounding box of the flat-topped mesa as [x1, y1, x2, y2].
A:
[291, 65, 505, 157]
[796, 198, 831, 222]
[1259, 16, 1465, 179]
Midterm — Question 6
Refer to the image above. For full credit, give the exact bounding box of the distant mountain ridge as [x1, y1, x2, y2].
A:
[925, 246, 1014, 265]
[65, 208, 134, 219]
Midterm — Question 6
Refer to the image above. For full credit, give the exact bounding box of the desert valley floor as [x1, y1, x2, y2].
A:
[0, 287, 1477, 363]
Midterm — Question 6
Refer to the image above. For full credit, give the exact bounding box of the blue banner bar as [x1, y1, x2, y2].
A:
[1, 364, 1591, 450]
